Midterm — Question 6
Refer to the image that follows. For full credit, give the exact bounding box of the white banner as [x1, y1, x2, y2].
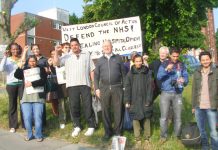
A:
[24, 67, 44, 94]
[55, 66, 66, 84]
[62, 16, 142, 59]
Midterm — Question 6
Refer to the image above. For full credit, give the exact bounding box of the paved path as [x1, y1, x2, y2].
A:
[0, 129, 99, 150]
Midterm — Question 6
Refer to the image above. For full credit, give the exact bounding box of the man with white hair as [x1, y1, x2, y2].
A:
[94, 40, 126, 141]
[149, 46, 169, 100]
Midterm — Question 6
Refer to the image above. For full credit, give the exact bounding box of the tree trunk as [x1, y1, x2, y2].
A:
[0, 0, 17, 45]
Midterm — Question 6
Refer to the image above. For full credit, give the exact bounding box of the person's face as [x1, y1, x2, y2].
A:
[102, 41, 112, 55]
[28, 58, 37, 68]
[50, 51, 55, 58]
[32, 46, 40, 56]
[62, 45, 70, 53]
[134, 57, 143, 68]
[10, 45, 20, 57]
[170, 52, 179, 63]
[70, 41, 80, 54]
[200, 55, 211, 68]
[159, 49, 168, 61]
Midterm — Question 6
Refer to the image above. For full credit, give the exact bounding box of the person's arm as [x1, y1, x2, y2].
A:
[119, 56, 127, 85]
[94, 60, 101, 98]
[191, 73, 196, 114]
[0, 50, 10, 72]
[53, 45, 62, 66]
[31, 67, 47, 87]
[182, 66, 189, 86]
[146, 70, 154, 105]
[0, 55, 7, 72]
[157, 64, 170, 80]
[124, 73, 131, 108]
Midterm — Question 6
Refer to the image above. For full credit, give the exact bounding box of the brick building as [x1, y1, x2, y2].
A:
[11, 8, 68, 57]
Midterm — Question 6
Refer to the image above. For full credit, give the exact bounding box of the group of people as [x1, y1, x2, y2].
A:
[0, 38, 218, 150]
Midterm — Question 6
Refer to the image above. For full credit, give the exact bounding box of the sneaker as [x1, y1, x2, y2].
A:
[135, 140, 142, 149]
[24, 137, 31, 141]
[9, 128, 15, 133]
[71, 127, 81, 137]
[36, 138, 43, 142]
[144, 139, 151, 150]
[84, 128, 95, 136]
[60, 124, 65, 129]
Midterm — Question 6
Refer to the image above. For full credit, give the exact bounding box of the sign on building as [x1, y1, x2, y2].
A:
[61, 16, 142, 59]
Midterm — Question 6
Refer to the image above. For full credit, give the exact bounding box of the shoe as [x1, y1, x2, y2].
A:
[84, 128, 95, 136]
[9, 128, 15, 133]
[24, 137, 30, 141]
[135, 140, 142, 149]
[36, 138, 43, 142]
[144, 139, 151, 150]
[60, 124, 65, 129]
[71, 127, 81, 137]
[159, 138, 167, 144]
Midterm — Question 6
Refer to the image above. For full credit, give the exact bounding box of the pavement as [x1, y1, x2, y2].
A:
[0, 129, 99, 150]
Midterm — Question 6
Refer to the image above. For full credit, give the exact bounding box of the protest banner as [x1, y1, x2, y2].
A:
[55, 66, 66, 84]
[62, 16, 142, 59]
[24, 67, 44, 94]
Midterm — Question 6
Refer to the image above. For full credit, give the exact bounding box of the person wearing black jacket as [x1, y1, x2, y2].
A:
[124, 54, 153, 148]
[149, 46, 169, 101]
[94, 40, 126, 140]
[14, 55, 47, 142]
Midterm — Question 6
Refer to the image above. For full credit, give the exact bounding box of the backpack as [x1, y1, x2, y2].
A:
[181, 122, 201, 146]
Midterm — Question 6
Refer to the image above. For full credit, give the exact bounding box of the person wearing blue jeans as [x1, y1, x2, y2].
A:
[14, 55, 47, 142]
[22, 103, 44, 139]
[157, 47, 189, 143]
[192, 51, 218, 150]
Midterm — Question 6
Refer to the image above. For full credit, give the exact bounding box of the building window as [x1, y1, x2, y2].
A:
[52, 40, 61, 46]
[52, 20, 62, 30]
[27, 36, 35, 45]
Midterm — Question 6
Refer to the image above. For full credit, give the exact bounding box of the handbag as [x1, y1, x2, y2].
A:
[123, 108, 133, 130]
[181, 122, 201, 146]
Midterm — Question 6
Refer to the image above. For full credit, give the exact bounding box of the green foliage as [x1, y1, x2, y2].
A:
[69, 13, 80, 25]
[81, 0, 218, 57]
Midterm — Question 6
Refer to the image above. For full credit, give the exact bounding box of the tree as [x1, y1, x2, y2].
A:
[69, 13, 80, 25]
[0, 0, 38, 46]
[81, 0, 218, 53]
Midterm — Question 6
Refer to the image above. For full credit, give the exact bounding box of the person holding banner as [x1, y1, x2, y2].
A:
[14, 55, 47, 142]
[94, 40, 126, 141]
[53, 38, 96, 137]
[21, 44, 48, 127]
[0, 43, 24, 133]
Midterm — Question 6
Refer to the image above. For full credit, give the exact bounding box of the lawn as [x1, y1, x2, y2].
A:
[0, 79, 199, 150]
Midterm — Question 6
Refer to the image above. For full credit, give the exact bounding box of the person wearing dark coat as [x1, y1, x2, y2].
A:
[149, 46, 169, 101]
[124, 54, 153, 148]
